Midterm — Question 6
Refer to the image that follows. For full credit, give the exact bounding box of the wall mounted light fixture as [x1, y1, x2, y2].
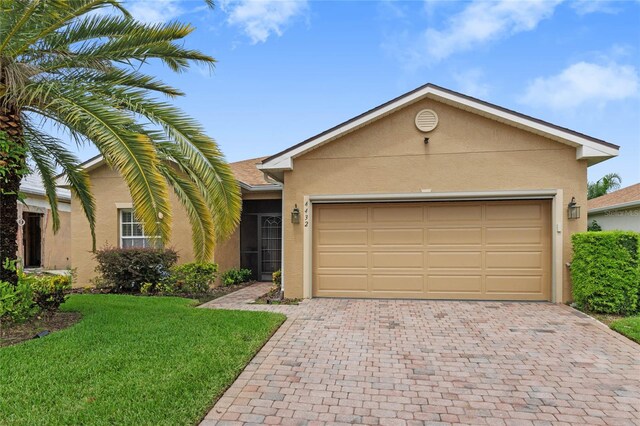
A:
[567, 197, 580, 220]
[291, 204, 300, 224]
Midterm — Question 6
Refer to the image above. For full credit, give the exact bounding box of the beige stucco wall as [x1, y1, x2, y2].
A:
[17, 196, 72, 270]
[71, 164, 240, 287]
[281, 97, 587, 303]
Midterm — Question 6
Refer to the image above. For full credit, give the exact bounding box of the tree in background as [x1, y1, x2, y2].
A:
[0, 0, 241, 284]
[588, 173, 622, 200]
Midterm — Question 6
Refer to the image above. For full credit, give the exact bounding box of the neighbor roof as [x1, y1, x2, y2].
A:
[588, 183, 640, 212]
[260, 83, 619, 178]
[22, 172, 71, 202]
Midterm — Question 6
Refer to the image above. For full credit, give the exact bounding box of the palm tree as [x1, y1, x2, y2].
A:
[588, 173, 622, 200]
[0, 0, 241, 284]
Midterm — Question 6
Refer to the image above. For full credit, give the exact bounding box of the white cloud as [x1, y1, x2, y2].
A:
[126, 0, 184, 24]
[571, 0, 620, 15]
[520, 62, 639, 109]
[221, 0, 308, 44]
[452, 68, 491, 98]
[422, 0, 561, 62]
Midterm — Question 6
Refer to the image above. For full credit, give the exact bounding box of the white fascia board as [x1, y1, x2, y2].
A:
[308, 189, 558, 203]
[239, 182, 283, 192]
[260, 85, 618, 171]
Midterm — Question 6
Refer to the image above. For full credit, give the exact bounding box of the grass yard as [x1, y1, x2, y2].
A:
[0, 295, 285, 425]
[609, 316, 640, 344]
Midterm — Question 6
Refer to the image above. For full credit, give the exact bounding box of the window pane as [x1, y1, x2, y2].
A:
[122, 223, 132, 237]
[132, 223, 144, 237]
[122, 210, 132, 223]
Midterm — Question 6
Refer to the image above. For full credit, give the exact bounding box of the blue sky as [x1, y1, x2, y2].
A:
[80, 0, 640, 185]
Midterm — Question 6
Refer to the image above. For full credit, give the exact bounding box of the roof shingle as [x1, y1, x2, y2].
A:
[588, 183, 640, 211]
[228, 156, 273, 187]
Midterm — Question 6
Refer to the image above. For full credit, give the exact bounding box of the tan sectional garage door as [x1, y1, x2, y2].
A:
[312, 200, 551, 300]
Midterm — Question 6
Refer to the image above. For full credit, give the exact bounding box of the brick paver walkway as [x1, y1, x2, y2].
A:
[200, 283, 640, 425]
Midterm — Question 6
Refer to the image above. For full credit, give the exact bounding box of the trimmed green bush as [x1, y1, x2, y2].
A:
[220, 268, 252, 286]
[94, 246, 178, 293]
[26, 274, 72, 311]
[164, 262, 219, 294]
[571, 231, 640, 314]
[0, 280, 36, 325]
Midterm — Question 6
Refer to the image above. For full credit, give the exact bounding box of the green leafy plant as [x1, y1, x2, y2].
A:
[587, 220, 602, 232]
[220, 268, 253, 286]
[571, 231, 640, 314]
[165, 262, 218, 294]
[94, 246, 178, 293]
[25, 274, 72, 311]
[0, 279, 37, 327]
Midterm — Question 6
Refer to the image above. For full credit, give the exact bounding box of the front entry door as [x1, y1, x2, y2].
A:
[259, 215, 282, 281]
[23, 212, 43, 268]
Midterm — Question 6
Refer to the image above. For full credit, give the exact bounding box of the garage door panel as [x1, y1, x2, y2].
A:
[428, 228, 482, 245]
[428, 251, 482, 268]
[372, 251, 423, 269]
[486, 275, 543, 294]
[485, 227, 544, 245]
[428, 275, 483, 293]
[315, 275, 368, 293]
[372, 206, 423, 222]
[317, 252, 368, 268]
[372, 228, 424, 245]
[428, 205, 482, 221]
[372, 275, 423, 293]
[318, 206, 368, 223]
[486, 251, 542, 269]
[486, 203, 542, 221]
[318, 229, 368, 246]
[313, 201, 551, 301]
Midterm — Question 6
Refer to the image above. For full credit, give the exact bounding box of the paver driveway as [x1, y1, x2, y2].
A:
[200, 283, 640, 426]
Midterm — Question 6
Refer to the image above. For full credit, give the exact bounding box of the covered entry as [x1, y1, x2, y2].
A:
[312, 200, 551, 301]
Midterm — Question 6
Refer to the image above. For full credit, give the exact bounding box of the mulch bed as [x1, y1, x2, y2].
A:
[0, 311, 81, 348]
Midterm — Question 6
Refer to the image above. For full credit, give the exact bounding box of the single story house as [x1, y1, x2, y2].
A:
[18, 172, 72, 270]
[65, 83, 619, 302]
[588, 184, 640, 232]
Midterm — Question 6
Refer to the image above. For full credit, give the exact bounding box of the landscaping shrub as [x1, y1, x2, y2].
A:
[164, 262, 219, 294]
[0, 280, 37, 325]
[220, 268, 252, 286]
[571, 231, 640, 314]
[587, 220, 602, 232]
[272, 270, 281, 287]
[27, 274, 72, 311]
[94, 247, 178, 293]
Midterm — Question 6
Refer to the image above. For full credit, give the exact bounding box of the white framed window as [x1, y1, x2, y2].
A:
[119, 209, 158, 248]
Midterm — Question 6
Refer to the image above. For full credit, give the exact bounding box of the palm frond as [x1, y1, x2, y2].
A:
[25, 137, 61, 233]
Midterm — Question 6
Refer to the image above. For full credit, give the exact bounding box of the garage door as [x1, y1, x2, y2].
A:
[312, 200, 551, 300]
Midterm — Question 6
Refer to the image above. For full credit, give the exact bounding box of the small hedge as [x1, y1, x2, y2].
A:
[571, 231, 640, 314]
[94, 247, 178, 293]
[220, 268, 252, 286]
[163, 262, 219, 294]
[0, 273, 72, 325]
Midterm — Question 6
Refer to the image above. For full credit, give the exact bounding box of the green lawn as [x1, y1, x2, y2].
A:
[610, 316, 640, 344]
[0, 295, 285, 425]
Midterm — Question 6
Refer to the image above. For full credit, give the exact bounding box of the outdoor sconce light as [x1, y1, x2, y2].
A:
[291, 204, 300, 224]
[567, 197, 580, 220]
[424, 137, 430, 144]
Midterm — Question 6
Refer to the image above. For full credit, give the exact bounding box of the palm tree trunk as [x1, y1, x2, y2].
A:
[0, 107, 23, 285]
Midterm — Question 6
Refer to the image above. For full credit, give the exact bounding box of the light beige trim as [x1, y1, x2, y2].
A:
[302, 190, 563, 302]
[302, 195, 312, 299]
[25, 197, 72, 212]
[552, 190, 564, 303]
[115, 202, 133, 209]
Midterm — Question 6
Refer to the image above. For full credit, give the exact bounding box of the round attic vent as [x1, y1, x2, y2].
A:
[415, 109, 438, 132]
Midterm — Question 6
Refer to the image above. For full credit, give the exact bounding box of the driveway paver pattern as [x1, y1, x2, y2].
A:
[200, 283, 640, 426]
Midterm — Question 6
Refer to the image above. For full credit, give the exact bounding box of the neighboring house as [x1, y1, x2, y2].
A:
[63, 83, 619, 303]
[587, 184, 640, 231]
[18, 173, 72, 270]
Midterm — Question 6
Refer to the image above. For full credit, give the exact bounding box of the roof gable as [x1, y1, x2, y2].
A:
[259, 83, 619, 179]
